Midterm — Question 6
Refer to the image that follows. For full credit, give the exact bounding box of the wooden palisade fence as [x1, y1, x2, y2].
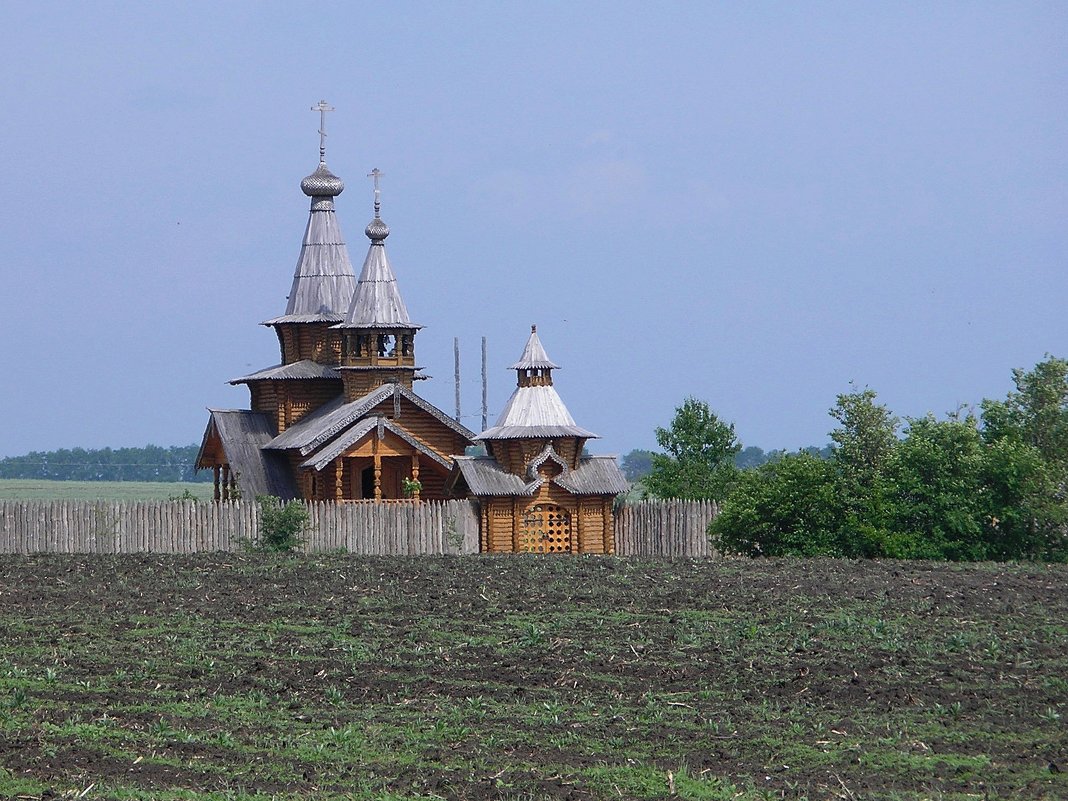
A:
[0, 499, 717, 557]
[613, 499, 718, 558]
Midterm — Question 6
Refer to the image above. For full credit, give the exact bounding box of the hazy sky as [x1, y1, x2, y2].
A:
[1, 2, 1065, 460]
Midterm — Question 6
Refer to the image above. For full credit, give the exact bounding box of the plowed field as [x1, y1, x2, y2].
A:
[1, 554, 1065, 800]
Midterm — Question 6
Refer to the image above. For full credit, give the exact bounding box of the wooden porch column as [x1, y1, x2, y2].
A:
[213, 466, 221, 501]
[334, 458, 343, 501]
[373, 437, 382, 501]
[221, 465, 231, 500]
[410, 454, 420, 501]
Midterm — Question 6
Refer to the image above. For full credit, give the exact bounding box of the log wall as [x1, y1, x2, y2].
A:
[0, 499, 717, 557]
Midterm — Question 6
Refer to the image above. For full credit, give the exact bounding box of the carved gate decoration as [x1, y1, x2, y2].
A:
[517, 503, 572, 553]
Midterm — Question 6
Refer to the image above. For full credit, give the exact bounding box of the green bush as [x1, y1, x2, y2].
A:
[707, 356, 1068, 562]
[256, 495, 309, 552]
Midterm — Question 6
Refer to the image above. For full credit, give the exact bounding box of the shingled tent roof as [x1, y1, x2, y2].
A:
[263, 160, 357, 325]
[510, 326, 560, 370]
[335, 184, 419, 329]
[477, 327, 597, 441]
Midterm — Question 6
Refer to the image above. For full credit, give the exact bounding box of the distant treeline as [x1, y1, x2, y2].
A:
[0, 445, 209, 482]
[620, 445, 833, 481]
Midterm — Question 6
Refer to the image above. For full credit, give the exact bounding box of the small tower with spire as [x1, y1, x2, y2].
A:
[447, 326, 628, 553]
[333, 169, 423, 400]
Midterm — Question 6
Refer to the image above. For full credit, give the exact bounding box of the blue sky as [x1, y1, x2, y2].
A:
[1, 2, 1065, 459]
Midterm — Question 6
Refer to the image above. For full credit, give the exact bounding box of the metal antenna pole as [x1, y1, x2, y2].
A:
[481, 336, 488, 432]
[454, 337, 461, 423]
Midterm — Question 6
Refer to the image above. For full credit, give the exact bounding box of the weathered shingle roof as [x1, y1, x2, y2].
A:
[301, 416, 453, 472]
[229, 360, 341, 385]
[511, 326, 560, 370]
[263, 162, 357, 325]
[555, 456, 630, 495]
[195, 410, 298, 499]
[477, 385, 597, 440]
[265, 383, 475, 457]
[336, 210, 418, 329]
[450, 456, 532, 496]
[264, 387, 392, 455]
[298, 417, 376, 471]
[450, 454, 627, 498]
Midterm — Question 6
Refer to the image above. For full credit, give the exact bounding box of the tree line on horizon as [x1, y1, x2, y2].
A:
[0, 445, 210, 483]
[620, 444, 834, 481]
[637, 355, 1068, 562]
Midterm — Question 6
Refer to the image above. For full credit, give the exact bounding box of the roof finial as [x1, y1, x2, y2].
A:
[532, 324, 537, 333]
[364, 168, 390, 242]
[368, 167, 384, 218]
[311, 99, 334, 163]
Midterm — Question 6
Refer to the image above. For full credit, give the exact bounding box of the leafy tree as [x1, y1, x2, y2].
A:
[620, 449, 656, 482]
[829, 387, 899, 486]
[982, 355, 1068, 470]
[884, 415, 987, 560]
[979, 357, 1068, 561]
[827, 388, 900, 550]
[710, 451, 842, 556]
[644, 397, 740, 501]
[980, 438, 1067, 561]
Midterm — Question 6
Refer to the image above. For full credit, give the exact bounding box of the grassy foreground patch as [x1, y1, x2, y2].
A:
[0, 555, 1065, 800]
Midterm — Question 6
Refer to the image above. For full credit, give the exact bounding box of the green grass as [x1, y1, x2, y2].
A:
[0, 478, 213, 501]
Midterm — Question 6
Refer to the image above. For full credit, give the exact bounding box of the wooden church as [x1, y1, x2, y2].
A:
[196, 112, 475, 502]
[197, 105, 627, 552]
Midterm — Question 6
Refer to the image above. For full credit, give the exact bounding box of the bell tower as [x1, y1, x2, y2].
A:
[335, 170, 423, 400]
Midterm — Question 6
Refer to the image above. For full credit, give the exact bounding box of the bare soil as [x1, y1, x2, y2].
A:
[0, 554, 1065, 800]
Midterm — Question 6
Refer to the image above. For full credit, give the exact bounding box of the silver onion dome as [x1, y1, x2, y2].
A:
[301, 162, 344, 197]
[365, 215, 390, 242]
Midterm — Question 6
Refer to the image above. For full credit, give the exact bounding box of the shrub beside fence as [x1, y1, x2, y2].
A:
[0, 499, 716, 557]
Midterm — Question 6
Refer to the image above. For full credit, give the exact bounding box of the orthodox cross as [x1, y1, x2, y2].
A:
[311, 99, 334, 162]
[368, 167, 384, 215]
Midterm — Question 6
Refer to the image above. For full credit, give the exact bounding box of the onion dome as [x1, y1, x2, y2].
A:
[365, 215, 390, 242]
[301, 162, 344, 198]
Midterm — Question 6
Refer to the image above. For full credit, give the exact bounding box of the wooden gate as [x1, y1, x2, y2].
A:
[517, 503, 573, 553]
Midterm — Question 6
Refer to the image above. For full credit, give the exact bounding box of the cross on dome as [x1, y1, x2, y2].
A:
[311, 99, 335, 163]
[367, 168, 384, 217]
